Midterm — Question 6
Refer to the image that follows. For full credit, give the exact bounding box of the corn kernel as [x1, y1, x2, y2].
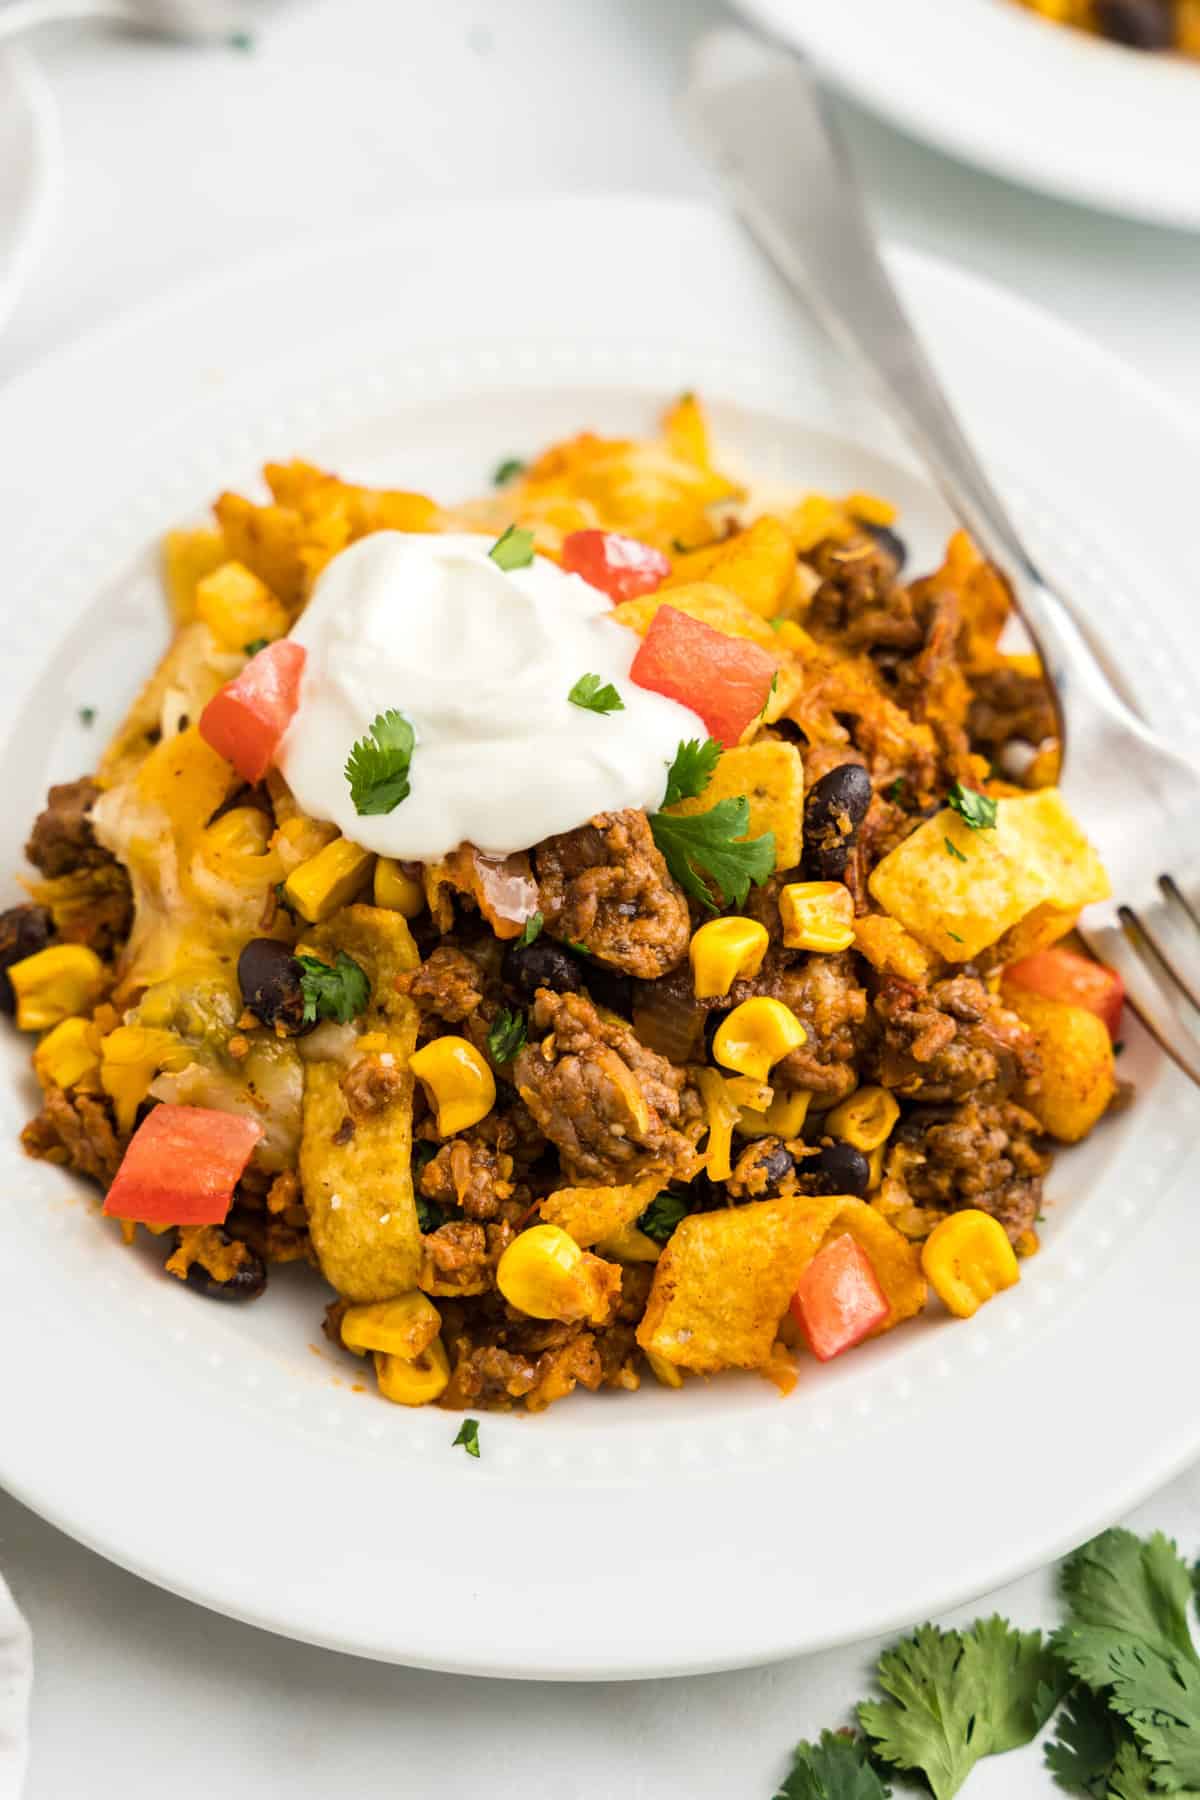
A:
[100, 1025, 189, 1133]
[736, 1086, 812, 1140]
[9, 944, 106, 1032]
[284, 837, 375, 923]
[409, 1035, 496, 1136]
[374, 1337, 450, 1407]
[374, 856, 425, 918]
[825, 1086, 900, 1153]
[688, 915, 769, 999]
[647, 1350, 684, 1389]
[33, 1016, 101, 1091]
[779, 881, 856, 953]
[496, 1223, 614, 1324]
[921, 1209, 1020, 1320]
[866, 1145, 885, 1191]
[722, 1075, 772, 1112]
[712, 996, 806, 1083]
[594, 1223, 662, 1263]
[342, 1292, 441, 1360]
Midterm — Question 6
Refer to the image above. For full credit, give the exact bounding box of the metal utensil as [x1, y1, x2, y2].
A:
[686, 26, 1200, 1087]
[0, 0, 246, 45]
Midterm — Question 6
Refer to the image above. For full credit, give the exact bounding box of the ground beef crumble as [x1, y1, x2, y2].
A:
[535, 809, 690, 979]
[889, 1099, 1049, 1243]
[21, 1086, 125, 1185]
[871, 973, 1041, 1103]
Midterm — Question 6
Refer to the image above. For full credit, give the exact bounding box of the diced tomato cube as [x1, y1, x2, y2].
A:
[630, 604, 775, 745]
[790, 1233, 889, 1363]
[198, 639, 306, 784]
[103, 1104, 264, 1226]
[1004, 945, 1124, 1040]
[561, 529, 670, 602]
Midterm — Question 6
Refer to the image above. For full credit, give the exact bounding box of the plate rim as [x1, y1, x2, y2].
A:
[2, 197, 1200, 1678]
[0, 46, 62, 337]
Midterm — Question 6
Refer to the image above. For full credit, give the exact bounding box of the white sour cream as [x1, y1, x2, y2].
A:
[277, 532, 706, 861]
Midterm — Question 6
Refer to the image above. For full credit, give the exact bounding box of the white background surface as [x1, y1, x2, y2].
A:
[3, 2, 1200, 1795]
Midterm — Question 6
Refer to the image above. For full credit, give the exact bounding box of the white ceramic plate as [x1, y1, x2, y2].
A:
[0, 47, 60, 333]
[2, 199, 1199, 1680]
[736, 0, 1200, 231]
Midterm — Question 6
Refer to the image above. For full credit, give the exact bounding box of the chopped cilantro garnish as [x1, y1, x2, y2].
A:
[77, 706, 96, 728]
[567, 672, 624, 715]
[662, 736, 722, 808]
[1114, 1039, 1126, 1056]
[243, 636, 270, 657]
[273, 879, 295, 916]
[296, 950, 370, 1025]
[758, 670, 779, 720]
[945, 929, 964, 944]
[887, 777, 905, 803]
[415, 1194, 445, 1234]
[487, 1006, 527, 1064]
[947, 781, 998, 831]
[452, 1418, 481, 1458]
[516, 911, 543, 947]
[637, 1191, 691, 1243]
[492, 456, 526, 487]
[566, 938, 590, 956]
[944, 835, 968, 863]
[488, 524, 535, 571]
[345, 709, 414, 816]
[649, 796, 775, 912]
[768, 616, 787, 633]
[227, 29, 255, 50]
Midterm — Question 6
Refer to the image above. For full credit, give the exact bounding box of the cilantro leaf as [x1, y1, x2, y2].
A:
[649, 796, 775, 912]
[947, 781, 998, 831]
[568, 672, 625, 715]
[345, 709, 414, 816]
[859, 1617, 1068, 1800]
[775, 1731, 891, 1800]
[1052, 1632, 1200, 1786]
[492, 456, 525, 487]
[887, 777, 905, 803]
[637, 1191, 691, 1243]
[243, 636, 270, 657]
[488, 524, 535, 571]
[452, 1418, 480, 1458]
[516, 911, 543, 947]
[487, 1006, 527, 1064]
[77, 705, 96, 728]
[1059, 1531, 1198, 1665]
[759, 669, 779, 720]
[944, 835, 967, 863]
[1046, 1685, 1122, 1796]
[297, 950, 371, 1025]
[415, 1195, 445, 1234]
[1107, 1739, 1160, 1800]
[662, 736, 722, 807]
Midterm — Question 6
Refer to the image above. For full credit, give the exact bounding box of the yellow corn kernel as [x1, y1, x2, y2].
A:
[409, 1035, 496, 1136]
[595, 1223, 662, 1263]
[194, 560, 290, 651]
[341, 1291, 442, 1360]
[736, 1085, 813, 1141]
[496, 1223, 613, 1324]
[722, 1075, 772, 1112]
[712, 996, 806, 1083]
[696, 1067, 739, 1180]
[374, 1337, 450, 1407]
[779, 881, 856, 954]
[647, 1350, 684, 1389]
[866, 1145, 885, 1191]
[688, 915, 769, 999]
[284, 837, 375, 923]
[921, 1209, 1020, 1320]
[100, 1025, 189, 1133]
[33, 1016, 101, 1091]
[374, 857, 425, 918]
[9, 944, 106, 1032]
[825, 1085, 900, 1153]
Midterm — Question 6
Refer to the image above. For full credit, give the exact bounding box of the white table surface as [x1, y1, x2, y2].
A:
[4, 4, 1200, 1795]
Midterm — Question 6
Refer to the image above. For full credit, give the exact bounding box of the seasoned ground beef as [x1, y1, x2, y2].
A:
[340, 1053, 407, 1121]
[419, 1127, 518, 1222]
[21, 1086, 125, 1185]
[513, 988, 701, 1183]
[25, 778, 108, 877]
[805, 536, 923, 652]
[535, 809, 690, 979]
[872, 973, 1041, 1103]
[403, 945, 485, 1023]
[766, 953, 872, 1103]
[968, 662, 1058, 751]
[418, 1219, 515, 1296]
[890, 1099, 1049, 1242]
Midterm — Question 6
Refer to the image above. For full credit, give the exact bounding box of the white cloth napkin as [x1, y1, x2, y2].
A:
[0, 1569, 30, 1800]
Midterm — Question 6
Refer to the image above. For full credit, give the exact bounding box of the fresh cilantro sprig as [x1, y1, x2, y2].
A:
[568, 672, 624, 715]
[649, 796, 775, 912]
[662, 736, 722, 807]
[516, 911, 543, 947]
[487, 1006, 527, 1064]
[297, 950, 370, 1025]
[492, 456, 526, 487]
[637, 1191, 690, 1244]
[488, 524, 535, 571]
[452, 1418, 480, 1458]
[947, 781, 998, 831]
[775, 1730, 890, 1799]
[345, 709, 414, 816]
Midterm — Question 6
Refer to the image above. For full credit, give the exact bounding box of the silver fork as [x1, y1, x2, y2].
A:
[685, 27, 1200, 1088]
[0, 0, 247, 43]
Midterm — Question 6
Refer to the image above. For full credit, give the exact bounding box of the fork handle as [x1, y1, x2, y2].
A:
[685, 32, 1141, 719]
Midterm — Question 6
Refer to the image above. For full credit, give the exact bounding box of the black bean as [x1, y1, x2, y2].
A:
[0, 904, 54, 1014]
[802, 763, 873, 882]
[178, 1235, 267, 1301]
[502, 937, 584, 1000]
[582, 962, 634, 1019]
[860, 520, 908, 574]
[237, 936, 314, 1036]
[1094, 0, 1173, 47]
[809, 1139, 871, 1197]
[757, 1143, 795, 1192]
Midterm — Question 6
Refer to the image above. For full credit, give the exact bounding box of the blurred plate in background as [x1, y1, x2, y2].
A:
[0, 48, 60, 335]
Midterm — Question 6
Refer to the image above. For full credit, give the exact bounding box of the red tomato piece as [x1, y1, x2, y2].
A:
[561, 529, 671, 602]
[790, 1233, 889, 1363]
[1005, 945, 1124, 1040]
[198, 639, 306, 784]
[103, 1105, 264, 1226]
[629, 604, 775, 745]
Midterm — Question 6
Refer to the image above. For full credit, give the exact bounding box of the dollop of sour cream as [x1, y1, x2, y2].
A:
[277, 532, 706, 861]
